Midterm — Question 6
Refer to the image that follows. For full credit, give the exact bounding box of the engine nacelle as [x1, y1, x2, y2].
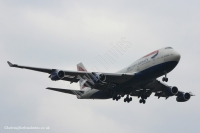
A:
[167, 86, 178, 96]
[176, 92, 191, 102]
[91, 72, 106, 83]
[50, 70, 65, 81]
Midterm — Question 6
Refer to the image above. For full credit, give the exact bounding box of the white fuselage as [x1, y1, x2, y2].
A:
[117, 47, 180, 73]
[80, 47, 181, 99]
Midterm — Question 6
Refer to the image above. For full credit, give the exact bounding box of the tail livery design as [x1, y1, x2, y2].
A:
[77, 63, 87, 90]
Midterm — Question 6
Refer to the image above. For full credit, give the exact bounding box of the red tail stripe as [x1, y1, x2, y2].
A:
[77, 66, 87, 71]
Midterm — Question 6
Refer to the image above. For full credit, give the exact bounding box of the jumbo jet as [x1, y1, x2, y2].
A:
[7, 47, 194, 104]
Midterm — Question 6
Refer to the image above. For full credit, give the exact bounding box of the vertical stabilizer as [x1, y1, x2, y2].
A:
[77, 63, 87, 72]
[77, 63, 87, 90]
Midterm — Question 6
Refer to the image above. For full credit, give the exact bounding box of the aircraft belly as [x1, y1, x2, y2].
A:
[102, 60, 179, 94]
[125, 61, 179, 87]
[80, 89, 110, 99]
[140, 61, 178, 77]
[90, 91, 111, 99]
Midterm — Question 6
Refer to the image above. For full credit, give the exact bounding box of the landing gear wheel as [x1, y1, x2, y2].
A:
[124, 98, 127, 102]
[124, 95, 131, 103]
[139, 99, 146, 104]
[129, 97, 132, 101]
[162, 77, 168, 82]
[163, 71, 168, 82]
[117, 96, 121, 100]
[139, 99, 142, 103]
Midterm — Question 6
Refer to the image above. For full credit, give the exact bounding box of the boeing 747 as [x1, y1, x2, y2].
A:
[7, 47, 194, 104]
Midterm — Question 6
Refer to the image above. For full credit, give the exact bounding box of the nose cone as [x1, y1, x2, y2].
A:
[173, 51, 181, 62]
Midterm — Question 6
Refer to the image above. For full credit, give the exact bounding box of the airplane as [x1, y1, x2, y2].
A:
[7, 47, 194, 104]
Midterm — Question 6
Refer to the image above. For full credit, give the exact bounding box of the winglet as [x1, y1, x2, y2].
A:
[7, 61, 17, 67]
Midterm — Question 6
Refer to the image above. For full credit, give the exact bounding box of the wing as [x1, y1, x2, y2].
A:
[127, 79, 193, 98]
[141, 79, 194, 99]
[7, 61, 135, 85]
[144, 80, 171, 93]
[141, 79, 178, 98]
[7, 61, 53, 73]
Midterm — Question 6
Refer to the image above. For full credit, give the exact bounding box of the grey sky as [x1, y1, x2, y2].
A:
[1, 0, 200, 133]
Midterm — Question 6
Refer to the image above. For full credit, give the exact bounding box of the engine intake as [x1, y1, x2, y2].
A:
[167, 86, 178, 96]
[176, 92, 191, 102]
[171, 86, 178, 95]
[50, 70, 65, 81]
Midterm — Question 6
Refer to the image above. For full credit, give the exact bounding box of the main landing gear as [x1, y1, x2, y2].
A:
[124, 95, 132, 103]
[162, 71, 168, 82]
[139, 99, 146, 104]
[139, 95, 147, 104]
[112, 95, 121, 101]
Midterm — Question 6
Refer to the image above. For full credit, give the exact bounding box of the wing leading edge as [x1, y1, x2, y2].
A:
[7, 61, 136, 87]
[7, 61, 53, 73]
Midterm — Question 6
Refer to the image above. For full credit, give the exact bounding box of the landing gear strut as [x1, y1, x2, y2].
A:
[139, 94, 147, 104]
[124, 95, 132, 103]
[139, 99, 146, 104]
[112, 95, 121, 101]
[162, 71, 168, 82]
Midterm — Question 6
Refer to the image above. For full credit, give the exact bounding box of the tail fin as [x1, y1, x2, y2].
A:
[77, 63, 87, 90]
[77, 63, 87, 72]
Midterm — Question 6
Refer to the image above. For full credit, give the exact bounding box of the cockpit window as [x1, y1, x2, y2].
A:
[165, 47, 173, 49]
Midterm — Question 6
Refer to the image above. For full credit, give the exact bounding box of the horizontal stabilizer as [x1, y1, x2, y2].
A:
[46, 87, 84, 96]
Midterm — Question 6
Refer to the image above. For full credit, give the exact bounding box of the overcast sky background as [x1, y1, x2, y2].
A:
[1, 0, 200, 133]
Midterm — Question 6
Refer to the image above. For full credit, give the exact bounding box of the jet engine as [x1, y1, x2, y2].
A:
[91, 72, 106, 83]
[167, 86, 178, 96]
[50, 70, 65, 81]
[176, 92, 191, 102]
[165, 86, 178, 96]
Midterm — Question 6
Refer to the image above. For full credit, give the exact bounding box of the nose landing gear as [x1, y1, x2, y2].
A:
[162, 71, 168, 82]
[162, 77, 168, 82]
